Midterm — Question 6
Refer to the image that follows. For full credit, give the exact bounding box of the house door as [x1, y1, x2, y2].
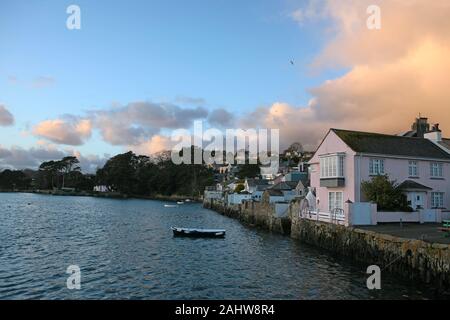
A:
[411, 192, 425, 210]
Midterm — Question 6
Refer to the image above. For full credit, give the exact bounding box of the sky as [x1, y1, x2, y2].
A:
[1, 0, 450, 171]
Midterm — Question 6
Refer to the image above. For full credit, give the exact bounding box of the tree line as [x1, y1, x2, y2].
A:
[0, 150, 214, 198]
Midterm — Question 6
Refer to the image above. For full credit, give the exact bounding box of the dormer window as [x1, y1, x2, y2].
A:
[369, 158, 385, 175]
[319, 154, 345, 178]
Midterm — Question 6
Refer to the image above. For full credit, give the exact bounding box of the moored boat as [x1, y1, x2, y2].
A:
[171, 227, 226, 238]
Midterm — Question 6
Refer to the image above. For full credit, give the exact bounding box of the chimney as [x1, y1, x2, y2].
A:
[424, 123, 442, 142]
[412, 117, 430, 138]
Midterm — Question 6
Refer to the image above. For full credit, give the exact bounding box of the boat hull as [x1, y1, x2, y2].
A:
[171, 227, 225, 238]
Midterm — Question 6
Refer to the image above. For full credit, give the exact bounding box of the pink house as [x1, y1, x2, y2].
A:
[309, 128, 450, 221]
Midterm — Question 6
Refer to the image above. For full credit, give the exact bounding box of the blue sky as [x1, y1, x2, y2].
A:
[0, 0, 340, 151]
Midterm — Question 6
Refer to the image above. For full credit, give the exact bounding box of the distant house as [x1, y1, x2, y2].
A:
[283, 171, 309, 187]
[244, 178, 270, 194]
[220, 179, 242, 192]
[262, 189, 285, 204]
[295, 180, 308, 197]
[269, 181, 299, 202]
[94, 185, 108, 192]
[204, 186, 223, 201]
[227, 192, 252, 205]
[260, 166, 277, 180]
[309, 128, 450, 217]
[251, 184, 271, 202]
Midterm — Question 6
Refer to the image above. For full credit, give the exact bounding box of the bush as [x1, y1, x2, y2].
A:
[361, 175, 412, 212]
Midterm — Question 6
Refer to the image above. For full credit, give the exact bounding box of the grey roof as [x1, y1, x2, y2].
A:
[256, 184, 271, 191]
[246, 178, 270, 187]
[332, 129, 450, 160]
[439, 138, 450, 150]
[270, 181, 298, 191]
[398, 180, 432, 191]
[265, 189, 284, 196]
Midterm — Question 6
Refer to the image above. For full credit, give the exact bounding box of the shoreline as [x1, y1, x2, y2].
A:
[0, 190, 202, 203]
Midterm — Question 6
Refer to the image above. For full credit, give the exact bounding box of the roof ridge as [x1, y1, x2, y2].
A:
[331, 128, 428, 140]
[331, 128, 450, 159]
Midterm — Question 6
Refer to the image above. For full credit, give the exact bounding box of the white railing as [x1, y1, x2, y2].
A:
[299, 207, 346, 225]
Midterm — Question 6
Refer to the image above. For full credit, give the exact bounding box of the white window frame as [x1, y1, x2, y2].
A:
[319, 154, 345, 179]
[430, 162, 443, 178]
[431, 192, 444, 208]
[328, 191, 343, 212]
[369, 158, 385, 175]
[408, 160, 418, 177]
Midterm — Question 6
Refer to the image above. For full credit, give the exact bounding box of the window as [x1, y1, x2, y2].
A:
[430, 162, 443, 178]
[369, 158, 385, 175]
[431, 192, 444, 208]
[320, 154, 345, 178]
[408, 161, 418, 177]
[328, 191, 343, 212]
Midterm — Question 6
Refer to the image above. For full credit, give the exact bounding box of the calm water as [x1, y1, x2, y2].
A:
[0, 193, 439, 299]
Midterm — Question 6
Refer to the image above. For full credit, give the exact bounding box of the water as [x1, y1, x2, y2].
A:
[0, 193, 439, 299]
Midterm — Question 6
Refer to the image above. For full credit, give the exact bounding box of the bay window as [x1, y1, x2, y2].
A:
[320, 154, 345, 178]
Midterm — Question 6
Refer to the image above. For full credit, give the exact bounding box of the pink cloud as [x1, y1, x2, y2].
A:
[33, 118, 92, 146]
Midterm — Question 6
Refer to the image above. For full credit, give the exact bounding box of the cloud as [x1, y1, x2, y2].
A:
[32, 76, 56, 88]
[0, 144, 108, 173]
[0, 104, 14, 126]
[241, 0, 450, 150]
[208, 108, 235, 128]
[129, 135, 174, 156]
[91, 101, 208, 146]
[33, 117, 92, 145]
[72, 150, 109, 173]
[0, 144, 66, 169]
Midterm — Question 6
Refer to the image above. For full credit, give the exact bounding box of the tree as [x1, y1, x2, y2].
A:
[234, 183, 245, 193]
[59, 156, 80, 188]
[237, 163, 260, 179]
[287, 142, 304, 155]
[361, 175, 412, 211]
[96, 151, 139, 194]
[38, 160, 59, 189]
[282, 142, 304, 165]
[0, 170, 31, 190]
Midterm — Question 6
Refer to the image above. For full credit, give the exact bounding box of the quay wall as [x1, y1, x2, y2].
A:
[204, 197, 450, 291]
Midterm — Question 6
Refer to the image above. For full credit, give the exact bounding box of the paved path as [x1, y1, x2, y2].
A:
[359, 223, 450, 245]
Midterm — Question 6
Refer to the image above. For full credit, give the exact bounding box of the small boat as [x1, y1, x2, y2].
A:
[185, 199, 191, 202]
[164, 204, 179, 208]
[177, 201, 184, 205]
[171, 227, 226, 238]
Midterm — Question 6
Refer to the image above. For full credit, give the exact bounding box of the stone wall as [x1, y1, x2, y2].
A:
[291, 213, 450, 290]
[204, 197, 450, 291]
[203, 198, 291, 235]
